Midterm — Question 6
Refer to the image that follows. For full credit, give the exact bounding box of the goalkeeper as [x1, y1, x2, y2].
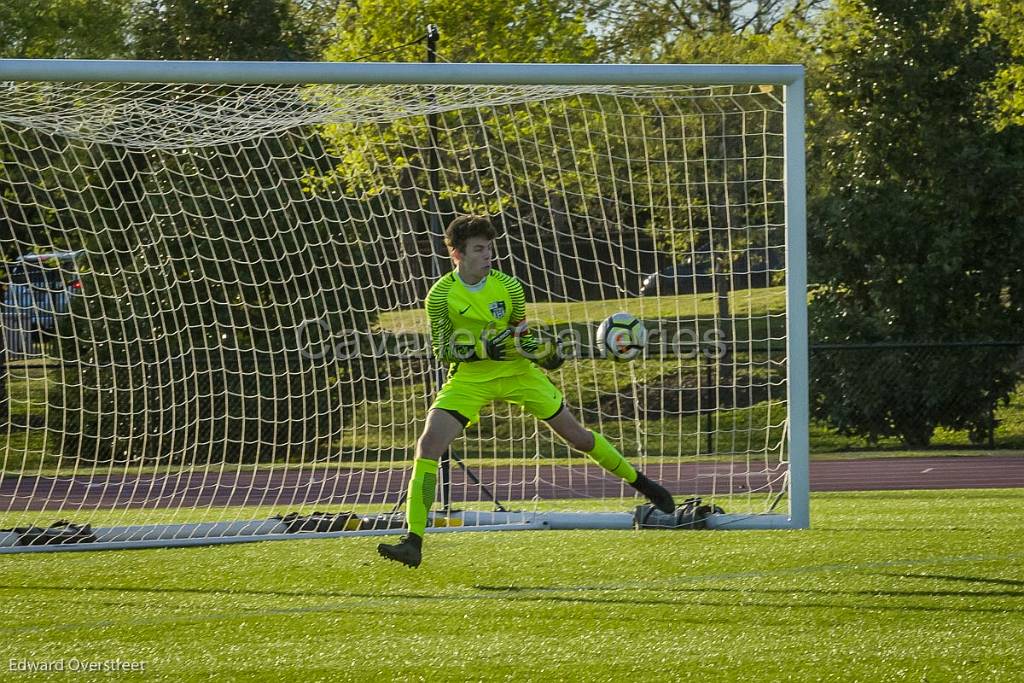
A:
[377, 215, 675, 568]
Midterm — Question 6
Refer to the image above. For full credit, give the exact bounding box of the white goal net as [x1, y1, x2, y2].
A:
[0, 63, 807, 551]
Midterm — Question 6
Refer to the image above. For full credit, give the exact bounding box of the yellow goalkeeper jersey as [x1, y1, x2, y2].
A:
[425, 269, 537, 381]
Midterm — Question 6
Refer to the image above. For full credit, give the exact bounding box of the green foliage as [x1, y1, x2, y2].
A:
[808, 0, 1024, 446]
[34, 130, 380, 465]
[6, 0, 1024, 467]
[588, 0, 827, 61]
[810, 342, 1019, 447]
[976, 0, 1024, 129]
[661, 11, 819, 66]
[0, 2, 386, 467]
[609, 23, 816, 313]
[320, 7, 791, 303]
[0, 0, 337, 61]
[0, 122, 96, 256]
[315, 0, 611, 297]
[316, 0, 603, 293]
[129, 0, 316, 60]
[325, 0, 598, 64]
[0, 0, 130, 58]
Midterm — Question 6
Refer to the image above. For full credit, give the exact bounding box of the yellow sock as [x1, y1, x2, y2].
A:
[406, 458, 438, 537]
[586, 432, 638, 483]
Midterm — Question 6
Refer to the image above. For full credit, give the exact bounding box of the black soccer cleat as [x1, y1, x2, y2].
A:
[377, 533, 423, 568]
[630, 472, 676, 514]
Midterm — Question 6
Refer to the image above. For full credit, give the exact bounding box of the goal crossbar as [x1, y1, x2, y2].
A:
[0, 59, 804, 86]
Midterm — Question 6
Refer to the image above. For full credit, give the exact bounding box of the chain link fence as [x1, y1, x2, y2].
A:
[810, 341, 1024, 452]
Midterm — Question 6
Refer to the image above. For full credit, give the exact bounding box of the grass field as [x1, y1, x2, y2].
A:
[1, 489, 1021, 681]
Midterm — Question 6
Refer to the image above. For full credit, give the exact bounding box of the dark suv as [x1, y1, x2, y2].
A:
[640, 247, 784, 296]
[2, 250, 84, 355]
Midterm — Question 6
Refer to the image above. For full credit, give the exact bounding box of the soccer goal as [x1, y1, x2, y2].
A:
[0, 60, 808, 553]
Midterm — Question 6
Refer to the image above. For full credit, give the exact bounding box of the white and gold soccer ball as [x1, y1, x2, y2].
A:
[596, 312, 647, 361]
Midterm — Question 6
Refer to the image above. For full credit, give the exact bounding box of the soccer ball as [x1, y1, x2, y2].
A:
[596, 312, 647, 361]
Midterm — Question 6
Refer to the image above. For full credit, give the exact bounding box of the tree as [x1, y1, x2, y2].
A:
[45, 131, 371, 465]
[977, 0, 1024, 130]
[653, 21, 820, 304]
[24, 3, 382, 466]
[0, 0, 129, 58]
[1, 0, 132, 260]
[808, 0, 1024, 446]
[129, 0, 315, 61]
[585, 0, 826, 60]
[0, 0, 342, 62]
[318, 0, 602, 299]
[325, 0, 597, 64]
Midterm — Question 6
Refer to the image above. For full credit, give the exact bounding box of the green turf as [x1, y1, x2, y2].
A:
[0, 489, 1021, 681]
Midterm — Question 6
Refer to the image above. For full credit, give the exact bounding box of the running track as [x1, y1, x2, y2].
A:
[1, 456, 1022, 512]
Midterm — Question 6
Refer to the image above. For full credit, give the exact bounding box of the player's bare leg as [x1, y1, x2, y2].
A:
[545, 407, 675, 513]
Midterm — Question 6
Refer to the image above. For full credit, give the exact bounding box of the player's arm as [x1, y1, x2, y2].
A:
[426, 286, 474, 363]
[506, 277, 538, 356]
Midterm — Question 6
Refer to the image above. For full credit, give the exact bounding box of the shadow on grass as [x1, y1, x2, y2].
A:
[881, 572, 1024, 587]
[0, 581, 737, 631]
[4, 571, 1020, 603]
[0, 580, 737, 617]
[2, 564, 1022, 630]
[662, 584, 1024, 601]
[474, 581, 1024, 602]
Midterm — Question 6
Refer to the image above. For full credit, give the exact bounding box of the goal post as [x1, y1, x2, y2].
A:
[0, 60, 808, 553]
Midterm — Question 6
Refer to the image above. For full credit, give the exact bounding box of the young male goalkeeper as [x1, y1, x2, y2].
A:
[377, 214, 675, 568]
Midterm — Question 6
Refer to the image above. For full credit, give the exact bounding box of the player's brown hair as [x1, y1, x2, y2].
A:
[444, 214, 496, 254]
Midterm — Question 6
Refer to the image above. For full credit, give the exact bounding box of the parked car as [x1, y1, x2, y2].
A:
[2, 250, 84, 354]
[641, 257, 716, 296]
[640, 247, 784, 296]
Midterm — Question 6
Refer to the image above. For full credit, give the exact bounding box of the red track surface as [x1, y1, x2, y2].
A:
[808, 456, 1024, 491]
[1, 455, 1021, 513]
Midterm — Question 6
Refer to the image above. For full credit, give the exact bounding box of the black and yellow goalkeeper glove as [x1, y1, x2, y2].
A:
[479, 325, 516, 361]
[534, 337, 566, 371]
